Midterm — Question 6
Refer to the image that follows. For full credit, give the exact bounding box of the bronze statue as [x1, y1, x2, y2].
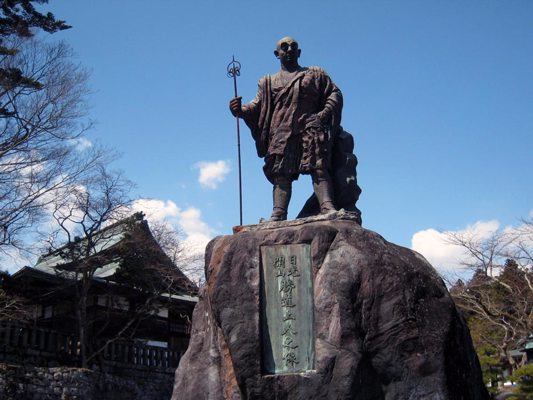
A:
[230, 37, 361, 223]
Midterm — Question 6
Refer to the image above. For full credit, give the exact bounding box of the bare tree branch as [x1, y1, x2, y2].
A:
[445, 218, 533, 379]
[0, 36, 95, 250]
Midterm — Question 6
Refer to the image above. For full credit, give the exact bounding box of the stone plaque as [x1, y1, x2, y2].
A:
[260, 244, 315, 374]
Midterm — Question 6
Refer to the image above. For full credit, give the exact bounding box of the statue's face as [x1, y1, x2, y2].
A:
[274, 37, 300, 67]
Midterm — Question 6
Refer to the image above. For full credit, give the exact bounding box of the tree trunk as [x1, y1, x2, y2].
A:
[77, 270, 90, 368]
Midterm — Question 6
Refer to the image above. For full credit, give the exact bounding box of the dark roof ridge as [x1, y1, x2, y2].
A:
[38, 212, 146, 260]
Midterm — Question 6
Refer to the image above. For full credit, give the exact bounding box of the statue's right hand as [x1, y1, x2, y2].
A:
[229, 96, 242, 117]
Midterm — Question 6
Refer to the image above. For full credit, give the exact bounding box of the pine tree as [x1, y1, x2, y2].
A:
[1, 1, 70, 115]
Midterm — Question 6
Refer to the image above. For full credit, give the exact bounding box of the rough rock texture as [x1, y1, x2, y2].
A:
[172, 213, 489, 400]
[0, 363, 173, 400]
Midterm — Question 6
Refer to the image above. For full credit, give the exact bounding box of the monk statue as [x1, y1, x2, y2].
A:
[229, 36, 361, 223]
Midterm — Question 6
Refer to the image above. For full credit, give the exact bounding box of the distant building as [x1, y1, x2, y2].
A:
[2, 212, 198, 371]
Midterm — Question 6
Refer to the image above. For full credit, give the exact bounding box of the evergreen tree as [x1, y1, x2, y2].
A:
[451, 258, 533, 386]
[1, 1, 70, 114]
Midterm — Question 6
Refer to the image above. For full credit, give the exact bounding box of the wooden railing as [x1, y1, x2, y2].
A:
[0, 322, 182, 371]
[99, 339, 182, 369]
[0, 322, 79, 362]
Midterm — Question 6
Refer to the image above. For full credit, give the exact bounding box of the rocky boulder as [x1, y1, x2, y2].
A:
[172, 212, 489, 400]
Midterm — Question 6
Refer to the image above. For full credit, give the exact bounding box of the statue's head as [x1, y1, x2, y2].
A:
[274, 36, 301, 68]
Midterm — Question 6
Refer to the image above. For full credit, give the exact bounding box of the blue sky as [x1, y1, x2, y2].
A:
[18, 1, 532, 275]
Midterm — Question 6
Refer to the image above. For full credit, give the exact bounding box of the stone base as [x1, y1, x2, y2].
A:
[172, 217, 489, 400]
[0, 363, 173, 400]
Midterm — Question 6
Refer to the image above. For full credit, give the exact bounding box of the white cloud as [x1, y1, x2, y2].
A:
[411, 228, 463, 270]
[131, 198, 215, 271]
[2, 197, 215, 280]
[69, 137, 93, 152]
[411, 220, 500, 274]
[131, 199, 216, 284]
[131, 198, 180, 221]
[177, 207, 213, 255]
[194, 160, 230, 189]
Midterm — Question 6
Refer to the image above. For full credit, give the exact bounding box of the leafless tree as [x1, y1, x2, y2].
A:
[46, 164, 133, 368]
[446, 217, 533, 276]
[445, 229, 513, 277]
[446, 216, 533, 373]
[0, 270, 32, 321]
[44, 167, 199, 368]
[149, 220, 205, 285]
[0, 36, 95, 250]
[451, 264, 533, 372]
[506, 218, 533, 269]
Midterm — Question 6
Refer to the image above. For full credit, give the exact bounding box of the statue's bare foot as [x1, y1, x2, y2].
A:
[320, 201, 336, 215]
[269, 207, 287, 222]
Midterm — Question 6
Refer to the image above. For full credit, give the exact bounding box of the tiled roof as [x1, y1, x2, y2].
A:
[22, 212, 198, 294]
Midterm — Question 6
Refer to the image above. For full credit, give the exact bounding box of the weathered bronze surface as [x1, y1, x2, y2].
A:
[229, 37, 361, 223]
[260, 244, 314, 374]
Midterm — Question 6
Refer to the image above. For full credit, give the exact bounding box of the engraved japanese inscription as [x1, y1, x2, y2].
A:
[260, 244, 315, 374]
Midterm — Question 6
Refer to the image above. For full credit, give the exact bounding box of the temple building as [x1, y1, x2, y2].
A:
[2, 212, 198, 371]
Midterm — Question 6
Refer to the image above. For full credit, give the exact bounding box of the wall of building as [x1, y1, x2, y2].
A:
[0, 363, 174, 400]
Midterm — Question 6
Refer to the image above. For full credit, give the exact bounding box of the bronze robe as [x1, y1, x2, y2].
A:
[242, 66, 343, 183]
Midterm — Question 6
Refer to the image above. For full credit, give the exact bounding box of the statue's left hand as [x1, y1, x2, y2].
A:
[317, 109, 331, 124]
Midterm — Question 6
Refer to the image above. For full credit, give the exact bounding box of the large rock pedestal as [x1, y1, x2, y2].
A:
[172, 213, 489, 400]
